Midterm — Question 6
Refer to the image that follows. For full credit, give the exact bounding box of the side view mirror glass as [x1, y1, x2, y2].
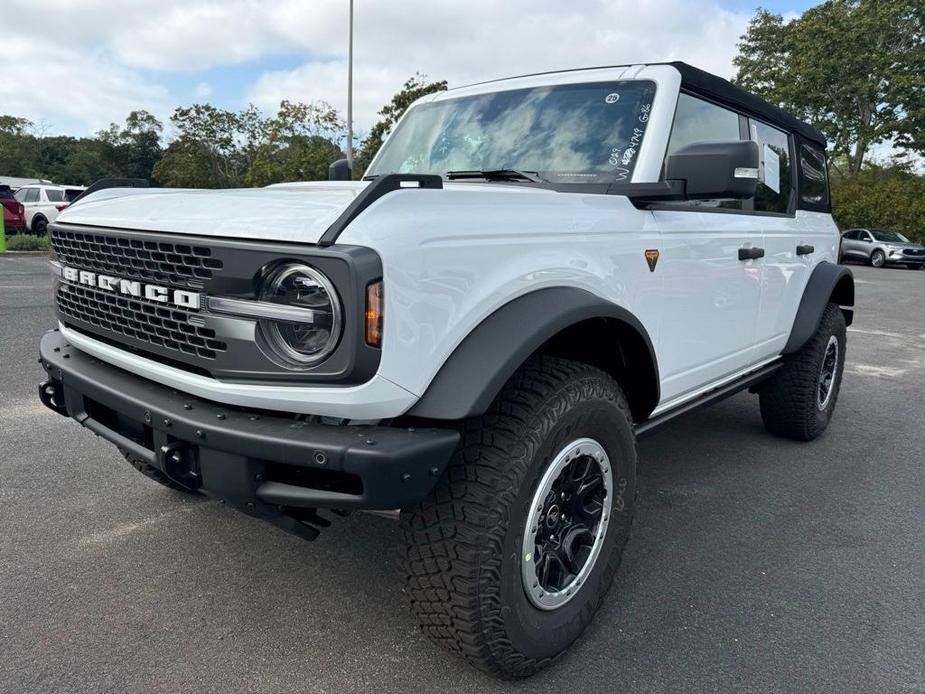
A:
[664, 140, 759, 200]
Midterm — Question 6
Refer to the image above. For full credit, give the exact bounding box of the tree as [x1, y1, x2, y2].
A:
[153, 104, 255, 188]
[734, 1, 925, 174]
[353, 74, 448, 177]
[830, 161, 925, 243]
[0, 116, 36, 176]
[98, 110, 164, 181]
[245, 100, 345, 186]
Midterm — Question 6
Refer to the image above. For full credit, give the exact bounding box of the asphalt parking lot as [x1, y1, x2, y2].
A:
[1, 253, 923, 693]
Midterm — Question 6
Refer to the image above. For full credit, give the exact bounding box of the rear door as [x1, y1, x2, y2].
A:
[748, 119, 814, 360]
[650, 93, 764, 405]
[14, 187, 40, 229]
[842, 229, 872, 261]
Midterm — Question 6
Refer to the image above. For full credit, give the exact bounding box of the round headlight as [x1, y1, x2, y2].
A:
[256, 263, 342, 368]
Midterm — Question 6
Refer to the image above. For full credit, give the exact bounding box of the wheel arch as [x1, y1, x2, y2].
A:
[405, 287, 660, 422]
[30, 213, 48, 231]
[783, 261, 854, 354]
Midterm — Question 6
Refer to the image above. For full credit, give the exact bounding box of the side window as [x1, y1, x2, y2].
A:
[664, 93, 743, 210]
[45, 189, 65, 202]
[21, 188, 40, 203]
[749, 119, 793, 214]
[798, 144, 829, 209]
[666, 93, 741, 155]
[843, 230, 858, 240]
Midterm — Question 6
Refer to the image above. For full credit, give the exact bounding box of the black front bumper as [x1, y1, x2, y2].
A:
[39, 330, 459, 536]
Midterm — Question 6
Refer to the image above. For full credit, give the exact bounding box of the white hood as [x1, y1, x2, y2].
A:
[57, 181, 369, 243]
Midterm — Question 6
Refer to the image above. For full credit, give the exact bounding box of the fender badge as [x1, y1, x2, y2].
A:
[644, 249, 660, 272]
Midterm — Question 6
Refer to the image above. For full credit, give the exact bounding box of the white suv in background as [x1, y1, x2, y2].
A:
[15, 184, 85, 234]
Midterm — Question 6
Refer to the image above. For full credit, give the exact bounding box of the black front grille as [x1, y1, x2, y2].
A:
[57, 283, 227, 360]
[902, 248, 924, 256]
[51, 228, 223, 285]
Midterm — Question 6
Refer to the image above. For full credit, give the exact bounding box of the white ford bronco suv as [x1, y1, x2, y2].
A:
[38, 62, 853, 678]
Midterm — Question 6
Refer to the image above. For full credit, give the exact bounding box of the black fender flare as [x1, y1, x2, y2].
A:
[406, 287, 659, 420]
[783, 261, 854, 354]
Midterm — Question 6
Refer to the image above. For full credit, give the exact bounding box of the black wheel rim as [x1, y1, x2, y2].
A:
[817, 335, 839, 410]
[522, 438, 612, 610]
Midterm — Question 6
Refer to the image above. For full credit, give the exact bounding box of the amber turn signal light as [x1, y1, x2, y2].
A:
[365, 281, 383, 347]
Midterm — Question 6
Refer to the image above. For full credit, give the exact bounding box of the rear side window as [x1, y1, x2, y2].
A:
[45, 189, 65, 202]
[798, 144, 829, 209]
[18, 188, 40, 202]
[65, 189, 83, 202]
[664, 93, 743, 210]
[749, 120, 793, 214]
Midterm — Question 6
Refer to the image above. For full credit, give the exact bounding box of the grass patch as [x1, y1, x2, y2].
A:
[4, 234, 50, 252]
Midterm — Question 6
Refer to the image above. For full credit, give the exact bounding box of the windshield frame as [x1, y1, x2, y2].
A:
[366, 79, 658, 185]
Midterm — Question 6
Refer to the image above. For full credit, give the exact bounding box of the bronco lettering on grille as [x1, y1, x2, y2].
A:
[61, 266, 201, 310]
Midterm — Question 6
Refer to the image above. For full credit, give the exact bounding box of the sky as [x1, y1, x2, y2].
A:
[3, 0, 820, 141]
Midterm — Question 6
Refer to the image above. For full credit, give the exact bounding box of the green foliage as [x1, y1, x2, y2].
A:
[831, 161, 925, 243]
[153, 100, 346, 188]
[245, 101, 345, 186]
[353, 74, 448, 177]
[0, 111, 163, 185]
[97, 110, 164, 182]
[734, 0, 925, 174]
[5, 234, 50, 251]
[0, 74, 448, 188]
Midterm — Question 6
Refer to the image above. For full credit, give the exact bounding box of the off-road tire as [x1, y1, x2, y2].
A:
[759, 303, 846, 441]
[870, 249, 886, 268]
[119, 448, 199, 494]
[401, 356, 637, 679]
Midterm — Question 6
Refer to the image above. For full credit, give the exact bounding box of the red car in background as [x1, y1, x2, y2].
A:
[0, 185, 27, 234]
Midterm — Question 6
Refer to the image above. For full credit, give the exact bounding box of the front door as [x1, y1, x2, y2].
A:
[653, 210, 763, 405]
[650, 92, 764, 407]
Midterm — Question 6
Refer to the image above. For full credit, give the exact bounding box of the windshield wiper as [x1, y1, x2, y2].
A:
[445, 169, 547, 183]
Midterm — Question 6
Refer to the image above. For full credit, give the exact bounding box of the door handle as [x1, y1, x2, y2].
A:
[738, 247, 765, 261]
[796, 244, 815, 255]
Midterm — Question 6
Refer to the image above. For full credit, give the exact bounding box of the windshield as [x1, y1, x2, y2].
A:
[367, 80, 657, 184]
[870, 229, 910, 243]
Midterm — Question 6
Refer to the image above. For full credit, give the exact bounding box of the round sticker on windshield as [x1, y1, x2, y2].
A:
[605, 93, 620, 104]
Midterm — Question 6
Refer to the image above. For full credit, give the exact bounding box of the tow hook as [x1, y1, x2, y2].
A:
[157, 441, 202, 490]
[38, 380, 68, 417]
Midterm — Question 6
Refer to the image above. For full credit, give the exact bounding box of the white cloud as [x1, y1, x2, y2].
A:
[194, 82, 213, 99]
[244, 0, 751, 133]
[0, 36, 170, 135]
[7, 0, 752, 136]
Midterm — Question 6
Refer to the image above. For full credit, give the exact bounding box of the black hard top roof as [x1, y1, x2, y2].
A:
[668, 62, 827, 147]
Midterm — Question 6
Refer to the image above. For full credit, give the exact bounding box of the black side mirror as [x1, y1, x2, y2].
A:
[665, 140, 759, 200]
[329, 159, 352, 181]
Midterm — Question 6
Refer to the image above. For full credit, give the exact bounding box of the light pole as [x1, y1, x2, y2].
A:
[346, 0, 354, 171]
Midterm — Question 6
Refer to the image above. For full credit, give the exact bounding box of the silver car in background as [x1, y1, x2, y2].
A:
[841, 228, 925, 269]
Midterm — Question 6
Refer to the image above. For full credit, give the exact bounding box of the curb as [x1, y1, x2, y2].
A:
[2, 250, 51, 256]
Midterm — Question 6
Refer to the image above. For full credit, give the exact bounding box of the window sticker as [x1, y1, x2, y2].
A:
[762, 144, 781, 194]
[605, 93, 621, 104]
